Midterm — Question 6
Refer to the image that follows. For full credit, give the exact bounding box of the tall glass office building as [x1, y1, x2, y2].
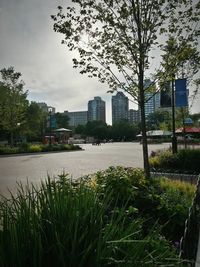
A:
[88, 96, 106, 122]
[112, 92, 129, 124]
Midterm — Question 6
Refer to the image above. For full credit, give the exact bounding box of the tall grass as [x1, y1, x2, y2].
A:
[0, 174, 181, 267]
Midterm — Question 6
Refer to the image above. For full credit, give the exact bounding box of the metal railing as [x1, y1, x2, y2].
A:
[151, 171, 197, 184]
[179, 175, 200, 266]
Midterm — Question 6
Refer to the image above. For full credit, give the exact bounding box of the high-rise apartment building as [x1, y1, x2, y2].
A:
[88, 96, 106, 122]
[112, 92, 129, 124]
[64, 110, 88, 127]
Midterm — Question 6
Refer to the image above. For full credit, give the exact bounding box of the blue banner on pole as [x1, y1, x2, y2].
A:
[175, 79, 188, 107]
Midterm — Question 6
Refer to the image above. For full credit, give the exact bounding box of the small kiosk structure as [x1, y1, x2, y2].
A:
[54, 128, 72, 144]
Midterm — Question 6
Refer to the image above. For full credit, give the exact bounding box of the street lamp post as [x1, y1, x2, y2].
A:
[48, 108, 52, 146]
[171, 79, 177, 154]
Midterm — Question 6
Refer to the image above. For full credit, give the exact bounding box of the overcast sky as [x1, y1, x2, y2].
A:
[0, 0, 199, 125]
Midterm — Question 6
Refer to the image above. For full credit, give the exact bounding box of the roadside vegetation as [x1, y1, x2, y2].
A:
[0, 167, 194, 266]
[0, 143, 82, 155]
[149, 149, 200, 174]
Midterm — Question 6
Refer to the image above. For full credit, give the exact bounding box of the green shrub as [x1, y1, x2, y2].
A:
[27, 144, 42, 153]
[87, 166, 146, 207]
[0, 174, 181, 267]
[19, 142, 30, 151]
[157, 186, 193, 241]
[0, 143, 81, 154]
[41, 144, 81, 152]
[149, 148, 200, 174]
[0, 145, 20, 154]
[86, 166, 194, 244]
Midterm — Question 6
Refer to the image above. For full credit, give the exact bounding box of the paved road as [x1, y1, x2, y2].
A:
[0, 142, 170, 196]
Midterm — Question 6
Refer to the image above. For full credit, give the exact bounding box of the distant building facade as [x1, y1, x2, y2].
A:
[64, 111, 88, 127]
[128, 109, 140, 123]
[144, 92, 160, 118]
[37, 102, 56, 114]
[88, 96, 106, 122]
[112, 92, 129, 124]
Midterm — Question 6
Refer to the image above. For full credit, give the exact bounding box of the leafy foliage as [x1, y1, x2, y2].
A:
[54, 112, 70, 128]
[75, 120, 140, 141]
[0, 173, 182, 267]
[25, 102, 47, 141]
[85, 166, 194, 243]
[0, 67, 28, 146]
[149, 148, 200, 174]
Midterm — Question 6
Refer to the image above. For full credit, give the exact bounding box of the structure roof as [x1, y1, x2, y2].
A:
[137, 130, 172, 137]
[176, 127, 200, 133]
[54, 128, 72, 132]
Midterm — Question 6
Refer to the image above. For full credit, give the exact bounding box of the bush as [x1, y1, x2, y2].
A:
[86, 166, 146, 207]
[0, 174, 180, 267]
[149, 148, 200, 174]
[85, 166, 194, 243]
[27, 144, 42, 152]
[0, 145, 20, 154]
[0, 143, 81, 154]
[156, 177, 195, 241]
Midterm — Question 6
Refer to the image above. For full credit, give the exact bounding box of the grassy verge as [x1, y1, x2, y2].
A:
[0, 167, 194, 266]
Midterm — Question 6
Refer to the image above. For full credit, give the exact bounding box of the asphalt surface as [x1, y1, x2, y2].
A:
[0, 142, 171, 196]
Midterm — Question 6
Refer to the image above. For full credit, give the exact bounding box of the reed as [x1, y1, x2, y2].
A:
[0, 174, 181, 267]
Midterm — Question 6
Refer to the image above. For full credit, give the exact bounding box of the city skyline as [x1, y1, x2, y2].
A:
[39, 93, 139, 126]
[0, 0, 199, 126]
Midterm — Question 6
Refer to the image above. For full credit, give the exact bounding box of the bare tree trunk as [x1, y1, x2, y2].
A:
[138, 66, 150, 179]
[139, 94, 150, 179]
[136, 6, 151, 179]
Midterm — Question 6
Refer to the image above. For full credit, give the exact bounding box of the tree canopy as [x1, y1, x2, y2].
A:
[0, 67, 28, 146]
[24, 102, 47, 141]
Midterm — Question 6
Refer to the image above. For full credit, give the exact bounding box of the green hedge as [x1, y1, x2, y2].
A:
[0, 143, 82, 155]
[149, 149, 200, 174]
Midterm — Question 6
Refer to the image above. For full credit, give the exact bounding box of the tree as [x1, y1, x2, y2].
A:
[54, 112, 70, 128]
[157, 15, 200, 152]
[190, 113, 200, 126]
[85, 120, 108, 140]
[52, 0, 200, 178]
[25, 102, 47, 141]
[0, 67, 28, 146]
[146, 110, 171, 131]
[111, 121, 139, 141]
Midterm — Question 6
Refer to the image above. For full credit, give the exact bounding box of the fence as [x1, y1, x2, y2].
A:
[179, 175, 200, 266]
[151, 172, 197, 184]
